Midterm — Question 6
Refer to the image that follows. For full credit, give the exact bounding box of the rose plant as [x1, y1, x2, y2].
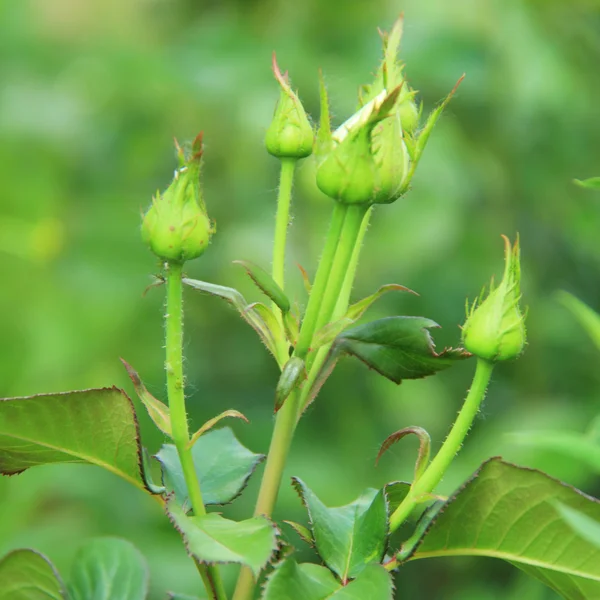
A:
[1, 17, 600, 600]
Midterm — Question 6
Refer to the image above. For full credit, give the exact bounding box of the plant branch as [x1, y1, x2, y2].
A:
[389, 358, 495, 532]
[165, 262, 228, 600]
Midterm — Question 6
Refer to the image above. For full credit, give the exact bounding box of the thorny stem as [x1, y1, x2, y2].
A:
[165, 262, 228, 600]
[389, 358, 495, 532]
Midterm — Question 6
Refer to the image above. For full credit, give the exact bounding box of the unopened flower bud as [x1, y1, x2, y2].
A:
[142, 134, 213, 264]
[462, 236, 526, 362]
[265, 55, 314, 159]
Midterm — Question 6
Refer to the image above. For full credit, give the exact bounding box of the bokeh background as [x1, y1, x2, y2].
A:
[1, 0, 600, 597]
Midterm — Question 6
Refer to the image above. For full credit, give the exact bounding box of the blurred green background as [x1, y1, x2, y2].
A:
[1, 0, 600, 597]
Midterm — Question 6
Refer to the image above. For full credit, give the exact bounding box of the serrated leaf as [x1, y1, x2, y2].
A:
[506, 430, 600, 473]
[376, 426, 431, 480]
[384, 481, 411, 514]
[121, 359, 172, 437]
[283, 520, 315, 547]
[167, 498, 277, 577]
[68, 538, 148, 600]
[292, 479, 388, 582]
[556, 291, 600, 352]
[407, 458, 600, 599]
[312, 284, 415, 350]
[574, 177, 600, 190]
[0, 549, 66, 600]
[234, 260, 291, 313]
[309, 317, 469, 403]
[183, 278, 278, 359]
[188, 410, 249, 448]
[0, 388, 151, 493]
[156, 427, 264, 509]
[261, 560, 393, 600]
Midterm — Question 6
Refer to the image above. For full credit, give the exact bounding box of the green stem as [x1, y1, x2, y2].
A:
[165, 262, 228, 600]
[272, 158, 296, 294]
[298, 207, 372, 416]
[294, 202, 347, 359]
[232, 203, 354, 600]
[389, 358, 494, 532]
[272, 158, 296, 363]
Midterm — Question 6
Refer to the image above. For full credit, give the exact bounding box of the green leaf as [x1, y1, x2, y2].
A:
[556, 291, 600, 352]
[168, 595, 205, 600]
[506, 430, 600, 473]
[183, 278, 279, 359]
[0, 387, 151, 493]
[0, 549, 66, 600]
[261, 560, 393, 600]
[312, 284, 415, 349]
[234, 260, 291, 313]
[166, 498, 278, 577]
[292, 479, 388, 582]
[555, 502, 600, 549]
[188, 410, 249, 448]
[407, 458, 600, 599]
[574, 177, 600, 190]
[376, 426, 431, 480]
[310, 317, 469, 402]
[384, 481, 411, 514]
[156, 427, 264, 508]
[283, 521, 315, 547]
[68, 538, 148, 600]
[121, 359, 172, 437]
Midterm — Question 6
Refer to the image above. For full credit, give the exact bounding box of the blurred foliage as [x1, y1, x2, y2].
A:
[1, 0, 600, 598]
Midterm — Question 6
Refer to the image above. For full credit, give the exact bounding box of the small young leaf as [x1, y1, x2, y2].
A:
[292, 479, 388, 582]
[555, 502, 600, 549]
[0, 388, 152, 494]
[68, 538, 149, 600]
[297, 263, 312, 294]
[0, 549, 66, 600]
[309, 317, 470, 405]
[249, 303, 285, 345]
[283, 309, 300, 346]
[384, 481, 411, 514]
[376, 426, 431, 481]
[167, 498, 278, 577]
[406, 458, 600, 599]
[168, 595, 204, 600]
[312, 284, 416, 350]
[556, 290, 600, 352]
[234, 260, 291, 313]
[183, 278, 279, 358]
[275, 357, 305, 412]
[574, 177, 600, 190]
[156, 427, 264, 508]
[261, 560, 393, 600]
[121, 359, 172, 437]
[188, 410, 249, 448]
[283, 520, 315, 547]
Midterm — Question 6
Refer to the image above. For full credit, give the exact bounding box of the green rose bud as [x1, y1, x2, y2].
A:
[265, 55, 314, 159]
[462, 236, 527, 362]
[141, 134, 213, 264]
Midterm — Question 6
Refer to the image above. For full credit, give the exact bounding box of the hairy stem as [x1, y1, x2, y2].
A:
[271, 158, 296, 363]
[294, 202, 347, 359]
[165, 262, 228, 600]
[389, 358, 495, 532]
[298, 206, 372, 415]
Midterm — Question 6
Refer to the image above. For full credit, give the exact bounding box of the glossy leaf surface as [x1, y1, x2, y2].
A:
[0, 388, 149, 493]
[0, 549, 65, 600]
[68, 538, 148, 600]
[156, 427, 264, 508]
[408, 458, 600, 599]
